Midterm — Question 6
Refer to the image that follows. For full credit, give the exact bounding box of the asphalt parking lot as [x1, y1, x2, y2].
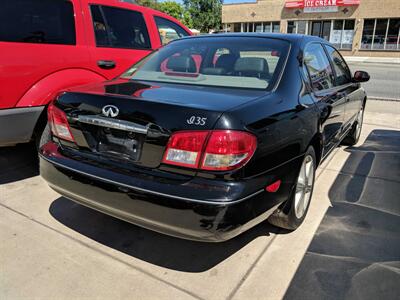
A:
[1, 100, 399, 300]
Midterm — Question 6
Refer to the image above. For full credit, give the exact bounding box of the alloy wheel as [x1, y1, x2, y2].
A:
[294, 154, 314, 219]
[355, 107, 364, 139]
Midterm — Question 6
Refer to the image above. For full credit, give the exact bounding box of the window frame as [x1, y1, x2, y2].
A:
[322, 44, 353, 87]
[302, 42, 336, 93]
[154, 16, 190, 46]
[89, 4, 152, 50]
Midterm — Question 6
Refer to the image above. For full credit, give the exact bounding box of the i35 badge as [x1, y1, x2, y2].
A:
[102, 105, 119, 118]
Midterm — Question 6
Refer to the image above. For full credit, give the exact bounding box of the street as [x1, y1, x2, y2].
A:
[1, 100, 399, 300]
[348, 62, 400, 100]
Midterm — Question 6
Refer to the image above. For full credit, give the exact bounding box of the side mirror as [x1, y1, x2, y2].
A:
[353, 71, 370, 83]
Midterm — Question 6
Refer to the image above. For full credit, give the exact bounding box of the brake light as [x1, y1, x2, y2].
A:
[162, 130, 257, 171]
[162, 131, 208, 168]
[47, 102, 75, 142]
[201, 131, 257, 171]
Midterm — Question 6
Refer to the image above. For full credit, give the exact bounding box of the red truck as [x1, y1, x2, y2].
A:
[0, 0, 191, 147]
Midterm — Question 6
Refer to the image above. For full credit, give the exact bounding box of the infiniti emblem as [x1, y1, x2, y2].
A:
[102, 105, 119, 118]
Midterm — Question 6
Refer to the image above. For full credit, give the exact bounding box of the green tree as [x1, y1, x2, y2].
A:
[158, 1, 183, 20]
[157, 1, 193, 28]
[182, 10, 194, 29]
[137, 0, 193, 28]
[183, 0, 222, 33]
[136, 0, 159, 10]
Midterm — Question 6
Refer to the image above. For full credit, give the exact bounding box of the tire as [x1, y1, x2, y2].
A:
[268, 146, 316, 230]
[341, 106, 364, 146]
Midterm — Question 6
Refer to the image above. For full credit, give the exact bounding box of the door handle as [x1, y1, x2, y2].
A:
[97, 60, 116, 69]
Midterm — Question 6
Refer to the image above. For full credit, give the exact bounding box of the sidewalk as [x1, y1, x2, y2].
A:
[344, 56, 400, 64]
[0, 101, 399, 300]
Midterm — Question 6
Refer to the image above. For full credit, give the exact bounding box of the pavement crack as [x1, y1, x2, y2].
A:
[226, 234, 278, 300]
[0, 202, 205, 300]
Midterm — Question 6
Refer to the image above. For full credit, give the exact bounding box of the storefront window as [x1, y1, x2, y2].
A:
[330, 20, 355, 50]
[361, 19, 375, 49]
[233, 23, 241, 33]
[287, 21, 296, 34]
[297, 21, 307, 34]
[272, 22, 280, 33]
[362, 19, 400, 50]
[246, 23, 255, 32]
[264, 23, 271, 33]
[342, 20, 355, 49]
[287, 20, 354, 49]
[334, 20, 344, 30]
[374, 19, 388, 50]
[238, 22, 280, 33]
[287, 21, 307, 34]
[386, 19, 400, 50]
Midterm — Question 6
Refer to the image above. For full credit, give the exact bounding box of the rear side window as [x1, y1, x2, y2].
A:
[0, 0, 76, 45]
[324, 45, 352, 86]
[155, 16, 189, 45]
[90, 5, 151, 50]
[303, 43, 335, 91]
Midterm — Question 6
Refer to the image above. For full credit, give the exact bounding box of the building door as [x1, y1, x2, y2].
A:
[311, 21, 331, 41]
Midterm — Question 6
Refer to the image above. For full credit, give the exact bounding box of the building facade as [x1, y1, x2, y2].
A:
[222, 0, 400, 57]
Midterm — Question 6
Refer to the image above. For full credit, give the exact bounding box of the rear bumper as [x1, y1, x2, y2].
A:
[0, 106, 44, 146]
[40, 142, 300, 242]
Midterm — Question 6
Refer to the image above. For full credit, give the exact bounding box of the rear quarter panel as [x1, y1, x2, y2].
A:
[16, 69, 107, 107]
[213, 44, 320, 178]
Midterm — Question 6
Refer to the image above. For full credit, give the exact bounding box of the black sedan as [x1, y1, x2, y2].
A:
[39, 34, 369, 242]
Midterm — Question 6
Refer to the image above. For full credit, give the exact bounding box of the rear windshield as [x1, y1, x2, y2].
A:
[121, 37, 290, 90]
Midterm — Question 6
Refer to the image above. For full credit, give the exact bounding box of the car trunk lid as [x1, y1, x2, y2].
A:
[55, 79, 265, 170]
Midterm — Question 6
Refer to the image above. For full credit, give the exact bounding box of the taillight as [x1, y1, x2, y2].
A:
[201, 130, 257, 171]
[162, 131, 208, 168]
[162, 130, 257, 171]
[47, 102, 75, 142]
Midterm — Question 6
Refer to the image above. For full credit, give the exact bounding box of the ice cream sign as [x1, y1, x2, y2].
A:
[285, 0, 360, 13]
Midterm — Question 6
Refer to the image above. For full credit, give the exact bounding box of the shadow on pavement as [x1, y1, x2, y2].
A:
[284, 129, 400, 300]
[49, 196, 284, 272]
[0, 143, 39, 185]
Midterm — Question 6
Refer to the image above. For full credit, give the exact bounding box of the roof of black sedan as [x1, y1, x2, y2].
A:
[179, 33, 325, 44]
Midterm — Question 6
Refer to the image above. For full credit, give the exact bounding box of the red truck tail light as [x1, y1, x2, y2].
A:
[162, 130, 257, 171]
[47, 102, 75, 142]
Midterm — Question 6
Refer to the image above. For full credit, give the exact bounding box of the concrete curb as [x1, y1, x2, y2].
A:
[344, 57, 400, 65]
[368, 97, 400, 102]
